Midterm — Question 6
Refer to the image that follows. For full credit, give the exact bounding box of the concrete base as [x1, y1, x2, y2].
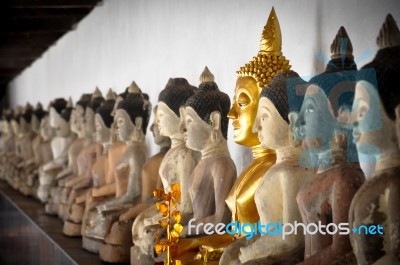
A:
[99, 243, 131, 263]
[82, 236, 102, 254]
[63, 221, 82, 237]
[45, 203, 59, 215]
[104, 220, 133, 245]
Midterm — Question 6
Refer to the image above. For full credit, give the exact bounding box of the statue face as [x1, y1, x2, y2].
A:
[31, 115, 40, 133]
[1, 121, 7, 134]
[69, 109, 80, 134]
[183, 107, 212, 151]
[85, 108, 95, 135]
[253, 97, 289, 149]
[95, 114, 111, 144]
[228, 76, 261, 147]
[296, 85, 338, 152]
[396, 105, 400, 149]
[156, 102, 180, 138]
[352, 81, 389, 156]
[151, 108, 168, 146]
[19, 117, 30, 134]
[40, 117, 53, 141]
[115, 109, 134, 142]
[11, 120, 19, 135]
[49, 107, 58, 128]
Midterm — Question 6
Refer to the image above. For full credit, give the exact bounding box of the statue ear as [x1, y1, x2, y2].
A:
[210, 111, 221, 131]
[134, 117, 143, 131]
[288, 112, 298, 125]
[288, 111, 301, 147]
[395, 105, 400, 121]
[337, 105, 352, 125]
[178, 106, 186, 134]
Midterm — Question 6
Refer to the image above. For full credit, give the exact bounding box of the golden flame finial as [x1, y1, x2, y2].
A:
[237, 7, 290, 89]
[260, 7, 282, 54]
[199, 66, 215, 83]
[377, 14, 400, 49]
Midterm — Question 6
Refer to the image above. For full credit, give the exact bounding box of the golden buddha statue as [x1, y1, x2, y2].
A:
[220, 7, 291, 264]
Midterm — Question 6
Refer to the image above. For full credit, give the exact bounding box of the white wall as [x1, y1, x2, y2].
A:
[8, 0, 400, 173]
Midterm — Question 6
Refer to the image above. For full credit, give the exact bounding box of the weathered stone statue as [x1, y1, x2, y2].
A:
[53, 93, 92, 217]
[84, 88, 132, 208]
[38, 98, 76, 203]
[130, 78, 198, 265]
[0, 110, 16, 183]
[25, 103, 51, 196]
[33, 113, 55, 199]
[235, 71, 315, 264]
[15, 104, 36, 195]
[295, 27, 365, 265]
[172, 67, 237, 264]
[62, 90, 111, 236]
[82, 87, 149, 254]
[58, 90, 104, 219]
[100, 103, 171, 263]
[349, 14, 400, 265]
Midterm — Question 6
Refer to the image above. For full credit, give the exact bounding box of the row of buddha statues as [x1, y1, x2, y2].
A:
[1, 7, 400, 265]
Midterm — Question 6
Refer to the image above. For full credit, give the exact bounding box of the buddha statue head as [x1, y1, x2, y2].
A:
[85, 88, 105, 138]
[352, 14, 400, 159]
[183, 66, 230, 151]
[95, 89, 116, 144]
[19, 103, 34, 135]
[11, 106, 24, 135]
[40, 115, 54, 142]
[228, 7, 290, 148]
[156, 78, 196, 138]
[253, 70, 303, 150]
[31, 103, 46, 134]
[72, 93, 92, 137]
[115, 86, 151, 143]
[49, 98, 67, 127]
[296, 26, 358, 160]
[151, 105, 171, 148]
[2, 109, 14, 136]
[49, 97, 72, 137]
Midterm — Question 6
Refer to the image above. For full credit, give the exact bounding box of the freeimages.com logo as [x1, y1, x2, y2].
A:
[187, 218, 384, 240]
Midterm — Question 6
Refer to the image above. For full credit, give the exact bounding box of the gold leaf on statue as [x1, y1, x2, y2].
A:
[170, 230, 180, 241]
[172, 190, 181, 201]
[159, 220, 168, 228]
[172, 210, 181, 223]
[156, 202, 168, 213]
[173, 223, 183, 233]
[153, 189, 164, 199]
[163, 192, 171, 201]
[155, 244, 164, 255]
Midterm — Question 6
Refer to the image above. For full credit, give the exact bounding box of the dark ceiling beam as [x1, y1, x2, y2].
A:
[0, 59, 36, 69]
[0, 7, 92, 18]
[0, 69, 21, 77]
[4, 0, 101, 8]
[0, 47, 47, 59]
[0, 32, 64, 48]
[0, 17, 80, 33]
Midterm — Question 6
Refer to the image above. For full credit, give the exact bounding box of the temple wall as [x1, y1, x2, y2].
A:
[8, 0, 400, 173]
